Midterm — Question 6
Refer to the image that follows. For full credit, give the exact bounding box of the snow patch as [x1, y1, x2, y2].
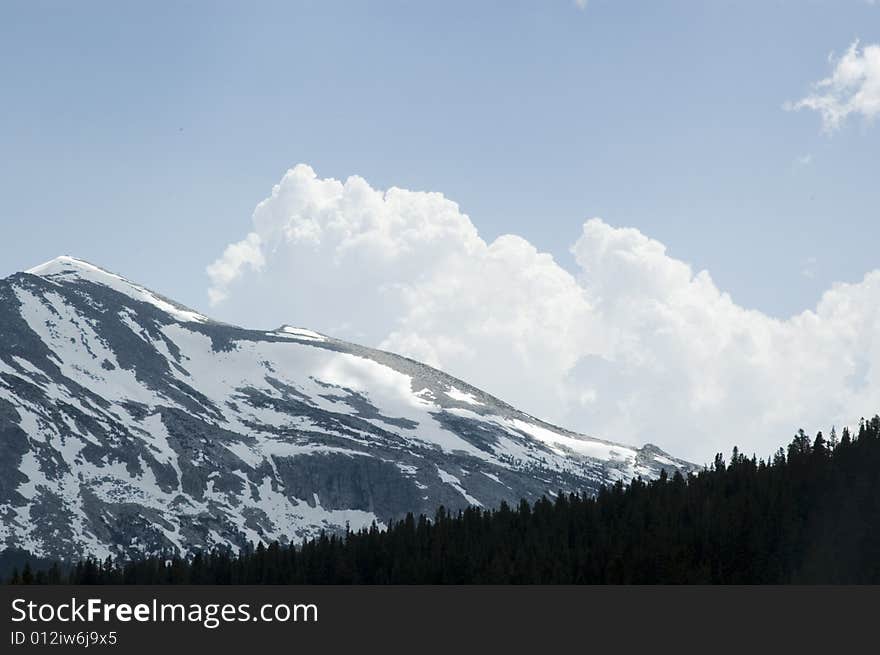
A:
[445, 386, 482, 406]
[436, 467, 482, 507]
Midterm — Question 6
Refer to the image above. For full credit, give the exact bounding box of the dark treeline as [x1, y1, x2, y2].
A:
[9, 417, 880, 584]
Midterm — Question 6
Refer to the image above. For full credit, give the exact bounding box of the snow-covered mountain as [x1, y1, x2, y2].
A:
[0, 257, 695, 561]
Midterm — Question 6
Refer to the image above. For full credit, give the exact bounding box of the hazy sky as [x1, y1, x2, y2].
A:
[2, 1, 879, 460]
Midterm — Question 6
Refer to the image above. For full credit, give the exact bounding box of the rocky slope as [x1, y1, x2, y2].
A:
[0, 257, 695, 561]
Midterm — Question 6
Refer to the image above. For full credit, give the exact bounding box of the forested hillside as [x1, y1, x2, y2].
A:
[10, 417, 880, 584]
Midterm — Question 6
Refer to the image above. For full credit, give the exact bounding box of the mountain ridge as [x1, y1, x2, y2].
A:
[0, 256, 695, 561]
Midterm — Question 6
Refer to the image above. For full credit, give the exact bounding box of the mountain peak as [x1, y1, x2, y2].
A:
[26, 255, 106, 277]
[23, 255, 209, 324]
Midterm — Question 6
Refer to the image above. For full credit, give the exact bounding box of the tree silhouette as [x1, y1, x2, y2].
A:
[10, 414, 880, 585]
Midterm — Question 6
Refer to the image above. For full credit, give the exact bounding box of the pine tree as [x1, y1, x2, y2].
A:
[21, 563, 33, 585]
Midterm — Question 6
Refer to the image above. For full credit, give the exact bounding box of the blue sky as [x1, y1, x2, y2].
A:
[3, 1, 880, 458]
[2, 0, 878, 318]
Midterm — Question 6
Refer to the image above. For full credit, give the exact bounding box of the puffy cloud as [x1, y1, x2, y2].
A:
[206, 233, 264, 304]
[787, 40, 880, 132]
[207, 165, 880, 462]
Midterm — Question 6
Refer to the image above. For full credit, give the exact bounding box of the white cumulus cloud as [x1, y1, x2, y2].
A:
[207, 165, 880, 463]
[787, 40, 880, 132]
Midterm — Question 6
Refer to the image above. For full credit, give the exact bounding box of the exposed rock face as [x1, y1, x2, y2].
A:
[0, 257, 695, 561]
